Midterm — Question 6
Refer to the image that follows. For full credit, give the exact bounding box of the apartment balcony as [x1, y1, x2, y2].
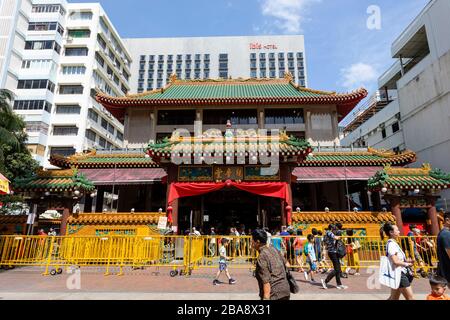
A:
[26, 132, 48, 146]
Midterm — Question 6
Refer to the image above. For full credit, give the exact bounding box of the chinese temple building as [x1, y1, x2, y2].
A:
[10, 75, 450, 236]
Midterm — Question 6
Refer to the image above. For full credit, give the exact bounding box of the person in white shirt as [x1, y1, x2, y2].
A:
[380, 222, 415, 300]
[191, 227, 201, 236]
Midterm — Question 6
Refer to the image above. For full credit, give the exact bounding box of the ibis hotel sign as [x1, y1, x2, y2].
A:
[249, 43, 278, 50]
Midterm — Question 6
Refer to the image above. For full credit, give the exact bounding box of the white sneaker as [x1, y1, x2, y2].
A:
[304, 272, 309, 280]
[345, 267, 351, 274]
[337, 285, 348, 290]
[354, 273, 360, 276]
[320, 278, 328, 290]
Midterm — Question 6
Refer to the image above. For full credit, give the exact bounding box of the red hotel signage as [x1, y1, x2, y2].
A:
[249, 43, 278, 50]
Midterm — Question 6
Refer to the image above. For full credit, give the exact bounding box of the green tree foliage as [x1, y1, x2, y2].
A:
[0, 89, 39, 211]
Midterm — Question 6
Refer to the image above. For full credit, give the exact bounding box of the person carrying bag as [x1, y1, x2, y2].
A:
[379, 223, 415, 300]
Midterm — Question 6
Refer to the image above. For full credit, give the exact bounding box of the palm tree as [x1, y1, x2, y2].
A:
[0, 89, 26, 171]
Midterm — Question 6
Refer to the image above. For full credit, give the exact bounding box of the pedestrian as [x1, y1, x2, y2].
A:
[305, 234, 317, 283]
[380, 222, 415, 300]
[213, 238, 236, 285]
[48, 228, 57, 236]
[37, 229, 47, 236]
[407, 225, 426, 275]
[271, 231, 284, 253]
[427, 275, 449, 300]
[191, 227, 201, 236]
[335, 223, 348, 278]
[252, 229, 290, 300]
[209, 227, 217, 257]
[320, 224, 348, 290]
[293, 230, 306, 274]
[345, 229, 361, 276]
[437, 212, 450, 286]
[234, 227, 241, 257]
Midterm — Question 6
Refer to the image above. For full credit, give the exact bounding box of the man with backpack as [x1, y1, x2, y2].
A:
[321, 224, 348, 290]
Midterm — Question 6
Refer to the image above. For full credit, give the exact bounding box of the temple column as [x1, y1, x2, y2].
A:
[390, 197, 404, 235]
[95, 186, 105, 212]
[371, 191, 382, 211]
[310, 184, 317, 211]
[281, 199, 286, 227]
[428, 199, 440, 236]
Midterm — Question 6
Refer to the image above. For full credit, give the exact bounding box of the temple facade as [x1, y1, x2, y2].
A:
[11, 75, 450, 236]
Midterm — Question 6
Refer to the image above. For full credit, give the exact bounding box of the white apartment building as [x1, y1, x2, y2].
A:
[0, 0, 130, 168]
[123, 35, 307, 94]
[342, 0, 450, 209]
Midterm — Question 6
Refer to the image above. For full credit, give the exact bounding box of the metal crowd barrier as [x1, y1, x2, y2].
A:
[0, 235, 439, 277]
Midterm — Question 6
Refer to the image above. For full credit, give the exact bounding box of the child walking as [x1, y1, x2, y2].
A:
[213, 238, 237, 285]
[305, 234, 317, 283]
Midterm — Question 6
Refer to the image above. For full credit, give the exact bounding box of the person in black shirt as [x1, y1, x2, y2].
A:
[437, 212, 450, 286]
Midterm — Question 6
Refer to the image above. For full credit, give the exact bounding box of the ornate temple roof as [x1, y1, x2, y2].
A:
[13, 169, 95, 192]
[300, 148, 416, 167]
[96, 75, 368, 122]
[67, 212, 165, 225]
[368, 164, 450, 191]
[146, 131, 312, 163]
[292, 211, 396, 224]
[50, 150, 158, 169]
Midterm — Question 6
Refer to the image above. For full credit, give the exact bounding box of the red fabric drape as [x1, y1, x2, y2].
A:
[168, 181, 293, 224]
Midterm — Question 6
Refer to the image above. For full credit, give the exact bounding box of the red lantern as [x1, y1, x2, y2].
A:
[167, 206, 173, 213]
[225, 179, 232, 187]
[285, 205, 292, 212]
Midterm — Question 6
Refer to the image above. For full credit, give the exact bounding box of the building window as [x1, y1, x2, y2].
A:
[28, 22, 64, 35]
[203, 109, 257, 125]
[17, 79, 55, 93]
[86, 129, 96, 142]
[204, 54, 210, 61]
[250, 53, 256, 60]
[59, 85, 83, 95]
[68, 29, 91, 38]
[69, 11, 93, 20]
[157, 110, 196, 125]
[101, 118, 108, 130]
[95, 52, 104, 67]
[392, 122, 400, 133]
[13, 100, 52, 112]
[250, 70, 257, 78]
[25, 121, 49, 135]
[53, 126, 78, 136]
[62, 66, 86, 75]
[116, 131, 123, 142]
[32, 4, 66, 16]
[64, 47, 88, 56]
[50, 147, 76, 157]
[260, 70, 266, 78]
[88, 109, 98, 122]
[107, 123, 115, 135]
[55, 105, 81, 114]
[98, 137, 106, 148]
[269, 70, 276, 78]
[25, 40, 61, 53]
[381, 128, 387, 139]
[265, 108, 304, 125]
[296, 52, 303, 59]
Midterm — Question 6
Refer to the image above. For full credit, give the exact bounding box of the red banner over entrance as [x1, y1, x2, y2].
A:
[168, 181, 293, 224]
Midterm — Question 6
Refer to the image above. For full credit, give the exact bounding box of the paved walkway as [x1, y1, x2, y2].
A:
[0, 266, 431, 300]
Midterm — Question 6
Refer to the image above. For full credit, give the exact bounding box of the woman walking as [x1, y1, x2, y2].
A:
[252, 229, 291, 300]
[380, 222, 415, 300]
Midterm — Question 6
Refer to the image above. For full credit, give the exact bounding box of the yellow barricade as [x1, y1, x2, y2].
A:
[0, 235, 439, 277]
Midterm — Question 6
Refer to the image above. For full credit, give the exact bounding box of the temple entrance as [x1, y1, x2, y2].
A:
[178, 189, 282, 235]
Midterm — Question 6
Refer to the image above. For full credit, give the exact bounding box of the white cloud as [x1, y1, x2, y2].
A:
[340, 63, 377, 90]
[260, 0, 321, 34]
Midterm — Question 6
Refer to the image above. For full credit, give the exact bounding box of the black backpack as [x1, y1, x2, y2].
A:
[336, 239, 347, 258]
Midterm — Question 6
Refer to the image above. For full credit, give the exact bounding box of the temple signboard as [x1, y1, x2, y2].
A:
[178, 165, 280, 182]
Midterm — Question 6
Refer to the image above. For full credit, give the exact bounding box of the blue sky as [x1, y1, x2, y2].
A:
[71, 0, 429, 122]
